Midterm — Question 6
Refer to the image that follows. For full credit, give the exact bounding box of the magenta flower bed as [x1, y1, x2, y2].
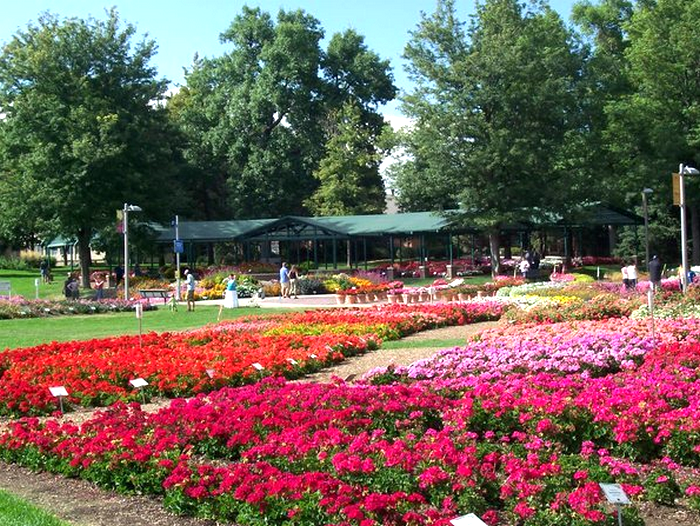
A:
[401, 318, 700, 380]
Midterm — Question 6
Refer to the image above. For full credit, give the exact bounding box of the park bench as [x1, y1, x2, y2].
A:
[138, 289, 171, 305]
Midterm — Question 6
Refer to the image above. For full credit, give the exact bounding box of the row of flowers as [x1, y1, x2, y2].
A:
[0, 297, 155, 321]
[0, 303, 505, 416]
[4, 332, 700, 524]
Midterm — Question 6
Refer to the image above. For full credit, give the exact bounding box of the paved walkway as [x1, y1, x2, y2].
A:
[197, 293, 378, 309]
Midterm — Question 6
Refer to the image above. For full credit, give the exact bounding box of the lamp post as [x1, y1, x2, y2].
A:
[642, 188, 653, 271]
[123, 203, 142, 300]
[679, 164, 699, 293]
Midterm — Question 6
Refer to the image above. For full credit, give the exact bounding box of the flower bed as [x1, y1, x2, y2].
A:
[0, 303, 505, 416]
[398, 317, 700, 381]
[0, 297, 154, 320]
[5, 336, 700, 525]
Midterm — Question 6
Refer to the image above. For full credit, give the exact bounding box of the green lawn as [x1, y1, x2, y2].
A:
[0, 269, 65, 300]
[0, 306, 295, 350]
[0, 490, 71, 526]
[380, 337, 466, 350]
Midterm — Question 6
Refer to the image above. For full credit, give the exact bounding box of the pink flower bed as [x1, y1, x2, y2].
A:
[400, 318, 700, 380]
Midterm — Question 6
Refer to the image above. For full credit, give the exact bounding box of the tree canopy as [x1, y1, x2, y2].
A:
[0, 9, 177, 283]
[395, 0, 585, 272]
[170, 7, 396, 220]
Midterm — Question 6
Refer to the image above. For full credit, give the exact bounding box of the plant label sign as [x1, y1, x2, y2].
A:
[450, 513, 488, 526]
[49, 386, 68, 397]
[135, 303, 144, 319]
[252, 363, 264, 371]
[129, 378, 149, 388]
[287, 358, 298, 365]
[206, 368, 216, 378]
[599, 483, 630, 505]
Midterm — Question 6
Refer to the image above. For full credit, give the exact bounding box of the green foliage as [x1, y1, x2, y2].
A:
[171, 6, 395, 220]
[0, 9, 182, 284]
[306, 102, 386, 215]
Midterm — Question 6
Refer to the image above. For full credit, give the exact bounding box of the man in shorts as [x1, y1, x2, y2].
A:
[185, 269, 196, 311]
[279, 262, 291, 298]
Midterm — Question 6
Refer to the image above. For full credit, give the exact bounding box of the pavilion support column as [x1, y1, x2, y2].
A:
[296, 241, 300, 265]
[448, 233, 453, 266]
[363, 238, 368, 271]
[346, 240, 351, 268]
[333, 238, 338, 269]
[389, 236, 395, 264]
[608, 225, 617, 256]
[313, 239, 318, 267]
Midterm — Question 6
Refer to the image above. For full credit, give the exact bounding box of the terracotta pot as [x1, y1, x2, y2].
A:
[335, 294, 344, 305]
[345, 294, 356, 304]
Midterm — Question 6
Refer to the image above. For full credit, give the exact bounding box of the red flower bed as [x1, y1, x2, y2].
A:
[0, 303, 505, 416]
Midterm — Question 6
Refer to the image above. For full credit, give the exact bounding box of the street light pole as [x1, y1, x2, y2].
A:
[122, 203, 142, 300]
[679, 164, 699, 293]
[642, 188, 653, 271]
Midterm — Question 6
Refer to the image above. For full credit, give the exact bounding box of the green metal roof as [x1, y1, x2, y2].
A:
[151, 204, 641, 244]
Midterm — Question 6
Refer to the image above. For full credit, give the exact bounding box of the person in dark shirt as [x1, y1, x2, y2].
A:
[648, 255, 662, 291]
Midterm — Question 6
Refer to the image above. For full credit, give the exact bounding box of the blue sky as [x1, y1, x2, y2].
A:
[1, 0, 579, 119]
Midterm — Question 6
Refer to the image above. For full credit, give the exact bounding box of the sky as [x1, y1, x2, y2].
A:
[1, 0, 579, 123]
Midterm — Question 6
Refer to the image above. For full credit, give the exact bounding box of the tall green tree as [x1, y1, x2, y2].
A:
[396, 0, 584, 273]
[0, 9, 177, 285]
[306, 101, 386, 215]
[591, 0, 700, 263]
[171, 7, 395, 220]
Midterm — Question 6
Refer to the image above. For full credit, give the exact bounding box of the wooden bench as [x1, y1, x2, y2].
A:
[138, 289, 171, 304]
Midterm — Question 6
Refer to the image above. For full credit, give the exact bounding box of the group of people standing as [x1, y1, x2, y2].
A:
[278, 262, 299, 298]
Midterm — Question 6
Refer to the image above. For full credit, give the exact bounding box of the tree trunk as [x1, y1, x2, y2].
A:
[692, 205, 700, 265]
[77, 228, 93, 288]
[488, 230, 501, 278]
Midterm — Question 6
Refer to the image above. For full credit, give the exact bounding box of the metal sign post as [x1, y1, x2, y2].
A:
[135, 303, 143, 349]
[174, 215, 182, 301]
[599, 483, 630, 526]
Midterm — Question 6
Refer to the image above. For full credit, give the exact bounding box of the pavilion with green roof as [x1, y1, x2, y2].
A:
[150, 203, 642, 269]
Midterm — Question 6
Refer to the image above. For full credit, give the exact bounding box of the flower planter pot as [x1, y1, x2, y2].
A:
[335, 294, 344, 305]
[345, 295, 356, 304]
[458, 293, 468, 302]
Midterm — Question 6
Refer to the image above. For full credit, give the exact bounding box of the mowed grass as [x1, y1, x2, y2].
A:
[0, 490, 71, 526]
[0, 306, 296, 350]
[380, 337, 467, 350]
[0, 269, 65, 300]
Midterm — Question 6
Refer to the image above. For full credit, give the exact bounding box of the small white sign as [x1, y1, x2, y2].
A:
[252, 363, 264, 371]
[135, 303, 144, 319]
[287, 358, 298, 365]
[599, 483, 630, 505]
[129, 378, 149, 388]
[310, 353, 318, 359]
[205, 368, 216, 378]
[450, 513, 488, 526]
[49, 386, 68, 397]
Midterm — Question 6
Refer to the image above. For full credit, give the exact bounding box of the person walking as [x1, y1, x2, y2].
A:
[39, 259, 49, 283]
[184, 269, 196, 311]
[218, 273, 239, 320]
[621, 263, 630, 290]
[626, 261, 638, 290]
[288, 265, 299, 298]
[648, 255, 662, 291]
[279, 262, 290, 298]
